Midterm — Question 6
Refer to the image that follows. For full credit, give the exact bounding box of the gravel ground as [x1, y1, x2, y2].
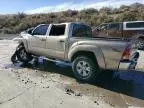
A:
[0, 34, 18, 40]
[0, 36, 144, 108]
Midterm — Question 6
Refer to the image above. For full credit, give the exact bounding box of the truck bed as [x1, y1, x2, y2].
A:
[70, 36, 132, 70]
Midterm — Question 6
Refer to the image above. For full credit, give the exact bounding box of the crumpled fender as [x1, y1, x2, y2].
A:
[13, 37, 24, 42]
[13, 37, 28, 52]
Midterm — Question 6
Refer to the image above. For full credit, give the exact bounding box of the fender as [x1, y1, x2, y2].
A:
[13, 37, 29, 52]
[68, 44, 106, 69]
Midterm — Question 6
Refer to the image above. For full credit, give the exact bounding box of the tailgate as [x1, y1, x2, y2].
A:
[119, 36, 144, 70]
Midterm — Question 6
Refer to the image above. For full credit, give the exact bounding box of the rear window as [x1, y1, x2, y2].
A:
[72, 24, 92, 37]
[126, 22, 144, 28]
[108, 23, 121, 30]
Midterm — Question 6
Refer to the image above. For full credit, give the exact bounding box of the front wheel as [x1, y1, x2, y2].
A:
[72, 56, 102, 82]
[16, 47, 33, 63]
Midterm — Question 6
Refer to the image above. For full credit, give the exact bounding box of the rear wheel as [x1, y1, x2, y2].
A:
[17, 47, 33, 63]
[72, 56, 102, 82]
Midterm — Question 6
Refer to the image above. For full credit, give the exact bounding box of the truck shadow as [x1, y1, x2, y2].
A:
[93, 70, 144, 100]
[10, 58, 144, 101]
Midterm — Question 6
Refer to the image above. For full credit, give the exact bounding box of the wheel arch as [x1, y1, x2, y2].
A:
[68, 45, 106, 69]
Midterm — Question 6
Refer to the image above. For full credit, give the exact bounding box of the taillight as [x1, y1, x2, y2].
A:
[122, 45, 131, 60]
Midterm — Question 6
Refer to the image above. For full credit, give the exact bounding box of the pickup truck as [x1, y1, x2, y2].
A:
[12, 23, 141, 82]
[92, 21, 144, 38]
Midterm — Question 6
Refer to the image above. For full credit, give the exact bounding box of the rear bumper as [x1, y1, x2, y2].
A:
[119, 52, 140, 71]
[119, 60, 134, 70]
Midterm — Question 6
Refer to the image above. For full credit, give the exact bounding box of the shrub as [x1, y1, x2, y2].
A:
[0, 3, 143, 34]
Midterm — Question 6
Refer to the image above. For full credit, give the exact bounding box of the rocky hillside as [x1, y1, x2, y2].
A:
[0, 3, 143, 34]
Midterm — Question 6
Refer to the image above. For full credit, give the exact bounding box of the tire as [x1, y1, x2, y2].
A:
[72, 56, 102, 82]
[16, 47, 33, 63]
[11, 51, 18, 63]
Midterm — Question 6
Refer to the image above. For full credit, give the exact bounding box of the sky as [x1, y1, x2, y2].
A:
[0, 0, 144, 14]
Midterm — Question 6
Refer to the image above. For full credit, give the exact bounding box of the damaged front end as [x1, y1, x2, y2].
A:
[11, 32, 29, 63]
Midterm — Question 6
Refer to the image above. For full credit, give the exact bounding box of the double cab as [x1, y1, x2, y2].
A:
[13, 22, 142, 82]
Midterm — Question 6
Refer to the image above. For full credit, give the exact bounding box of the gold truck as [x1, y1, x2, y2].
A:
[12, 22, 143, 82]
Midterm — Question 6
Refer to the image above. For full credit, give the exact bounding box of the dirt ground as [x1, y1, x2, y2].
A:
[0, 35, 144, 108]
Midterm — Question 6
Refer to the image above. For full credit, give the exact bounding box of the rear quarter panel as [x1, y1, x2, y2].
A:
[68, 37, 130, 70]
[68, 42, 106, 69]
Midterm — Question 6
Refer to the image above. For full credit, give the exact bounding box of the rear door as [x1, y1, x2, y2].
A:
[45, 24, 68, 59]
[28, 24, 49, 56]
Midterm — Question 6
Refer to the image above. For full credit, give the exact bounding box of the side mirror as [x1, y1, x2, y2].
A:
[28, 30, 33, 35]
[26, 28, 34, 35]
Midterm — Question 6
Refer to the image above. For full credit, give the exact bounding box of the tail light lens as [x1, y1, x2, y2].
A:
[122, 45, 131, 60]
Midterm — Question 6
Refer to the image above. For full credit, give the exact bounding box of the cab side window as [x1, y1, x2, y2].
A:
[72, 24, 92, 37]
[126, 22, 144, 28]
[32, 25, 49, 35]
[49, 24, 66, 36]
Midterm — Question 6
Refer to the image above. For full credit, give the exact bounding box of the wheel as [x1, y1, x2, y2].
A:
[11, 51, 19, 63]
[16, 47, 33, 63]
[72, 56, 102, 82]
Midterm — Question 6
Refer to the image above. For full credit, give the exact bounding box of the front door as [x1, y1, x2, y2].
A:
[45, 24, 67, 60]
[28, 24, 49, 56]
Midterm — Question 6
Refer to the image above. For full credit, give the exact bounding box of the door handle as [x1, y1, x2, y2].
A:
[40, 38, 46, 41]
[59, 40, 65, 42]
